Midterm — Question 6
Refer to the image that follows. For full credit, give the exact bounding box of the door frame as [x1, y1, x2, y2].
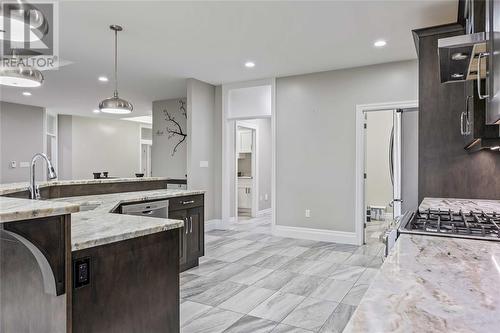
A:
[222, 78, 276, 226]
[355, 100, 418, 245]
[235, 121, 258, 218]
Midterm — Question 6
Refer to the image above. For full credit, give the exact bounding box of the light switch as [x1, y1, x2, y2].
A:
[199, 161, 209, 168]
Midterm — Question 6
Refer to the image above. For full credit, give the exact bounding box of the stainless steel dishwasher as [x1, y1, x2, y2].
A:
[121, 200, 169, 218]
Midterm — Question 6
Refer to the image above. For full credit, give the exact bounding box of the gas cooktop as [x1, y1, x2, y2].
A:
[399, 209, 500, 241]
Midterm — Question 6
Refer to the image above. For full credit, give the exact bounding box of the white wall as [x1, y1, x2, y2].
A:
[228, 85, 272, 119]
[0, 102, 46, 183]
[152, 98, 187, 178]
[276, 60, 418, 233]
[366, 110, 393, 210]
[58, 115, 141, 180]
[187, 78, 217, 220]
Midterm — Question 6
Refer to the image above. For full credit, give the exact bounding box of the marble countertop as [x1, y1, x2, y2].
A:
[0, 197, 80, 223]
[0, 177, 169, 195]
[420, 197, 500, 214]
[50, 189, 204, 251]
[344, 234, 500, 332]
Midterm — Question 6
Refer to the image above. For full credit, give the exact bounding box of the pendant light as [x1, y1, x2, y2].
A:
[99, 25, 133, 114]
[0, 65, 44, 87]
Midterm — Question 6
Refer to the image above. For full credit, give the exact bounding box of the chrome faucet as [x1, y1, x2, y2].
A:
[29, 153, 57, 200]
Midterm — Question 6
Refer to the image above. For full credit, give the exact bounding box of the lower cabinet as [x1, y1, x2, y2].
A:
[169, 194, 205, 272]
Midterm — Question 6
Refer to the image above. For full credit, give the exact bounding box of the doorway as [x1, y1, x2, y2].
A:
[355, 101, 418, 245]
[235, 123, 257, 219]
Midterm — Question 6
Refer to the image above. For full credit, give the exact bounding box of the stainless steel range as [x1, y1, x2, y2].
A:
[399, 209, 500, 241]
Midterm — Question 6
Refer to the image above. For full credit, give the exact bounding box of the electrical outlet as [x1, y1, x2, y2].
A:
[9, 161, 16, 168]
[305, 209, 311, 218]
[199, 161, 209, 168]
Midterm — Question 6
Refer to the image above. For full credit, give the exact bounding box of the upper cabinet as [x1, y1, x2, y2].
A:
[237, 129, 253, 153]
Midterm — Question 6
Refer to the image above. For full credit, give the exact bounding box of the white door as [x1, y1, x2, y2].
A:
[391, 110, 402, 219]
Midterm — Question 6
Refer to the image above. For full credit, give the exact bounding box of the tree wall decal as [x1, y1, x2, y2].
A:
[163, 99, 187, 156]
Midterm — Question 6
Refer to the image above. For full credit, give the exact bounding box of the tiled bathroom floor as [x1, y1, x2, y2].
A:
[180, 214, 387, 333]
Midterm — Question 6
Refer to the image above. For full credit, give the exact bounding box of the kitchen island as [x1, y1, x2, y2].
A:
[345, 197, 500, 332]
[0, 178, 205, 333]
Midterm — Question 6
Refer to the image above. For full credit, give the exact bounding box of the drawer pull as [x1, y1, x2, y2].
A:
[182, 200, 195, 205]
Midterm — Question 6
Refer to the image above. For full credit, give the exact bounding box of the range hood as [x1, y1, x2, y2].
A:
[438, 32, 487, 83]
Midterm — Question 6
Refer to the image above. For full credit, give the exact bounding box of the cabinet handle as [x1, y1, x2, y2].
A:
[190, 217, 193, 233]
[182, 200, 195, 205]
[477, 52, 490, 99]
[185, 218, 188, 234]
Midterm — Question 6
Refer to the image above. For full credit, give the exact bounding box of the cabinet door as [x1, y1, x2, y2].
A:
[240, 131, 253, 153]
[169, 209, 187, 265]
[186, 207, 204, 260]
[237, 187, 248, 208]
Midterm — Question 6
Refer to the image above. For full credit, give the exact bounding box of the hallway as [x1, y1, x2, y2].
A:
[180, 214, 385, 333]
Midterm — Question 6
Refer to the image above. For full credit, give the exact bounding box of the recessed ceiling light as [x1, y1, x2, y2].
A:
[98, 76, 108, 82]
[22, 91, 32, 96]
[93, 109, 101, 113]
[244, 61, 255, 68]
[374, 40, 387, 47]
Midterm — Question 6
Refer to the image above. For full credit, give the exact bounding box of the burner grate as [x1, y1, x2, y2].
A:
[410, 209, 500, 239]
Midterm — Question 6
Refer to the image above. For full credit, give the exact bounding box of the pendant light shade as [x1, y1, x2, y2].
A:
[0, 66, 44, 87]
[99, 25, 133, 114]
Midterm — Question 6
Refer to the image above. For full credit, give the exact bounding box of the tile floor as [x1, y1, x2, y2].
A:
[180, 214, 387, 333]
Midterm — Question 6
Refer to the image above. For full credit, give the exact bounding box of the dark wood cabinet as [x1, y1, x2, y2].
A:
[169, 194, 204, 272]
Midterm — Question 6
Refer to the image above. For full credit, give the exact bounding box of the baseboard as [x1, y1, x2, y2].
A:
[256, 208, 272, 217]
[273, 225, 358, 245]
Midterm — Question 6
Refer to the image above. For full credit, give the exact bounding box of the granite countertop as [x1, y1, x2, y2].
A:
[344, 234, 500, 332]
[0, 197, 80, 223]
[50, 189, 204, 251]
[420, 197, 500, 214]
[0, 177, 169, 195]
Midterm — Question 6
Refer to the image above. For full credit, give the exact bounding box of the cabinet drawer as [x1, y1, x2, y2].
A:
[169, 195, 204, 211]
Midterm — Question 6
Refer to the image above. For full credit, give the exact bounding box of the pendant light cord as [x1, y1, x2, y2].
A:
[114, 28, 118, 97]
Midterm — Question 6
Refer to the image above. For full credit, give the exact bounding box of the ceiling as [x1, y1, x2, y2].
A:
[0, 0, 458, 118]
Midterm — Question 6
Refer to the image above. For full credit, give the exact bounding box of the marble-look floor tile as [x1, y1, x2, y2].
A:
[298, 248, 333, 261]
[366, 256, 384, 269]
[207, 230, 242, 237]
[356, 267, 379, 285]
[249, 292, 305, 322]
[237, 251, 274, 265]
[280, 274, 325, 297]
[187, 281, 246, 306]
[329, 265, 365, 281]
[215, 248, 256, 263]
[242, 233, 269, 241]
[223, 238, 256, 249]
[260, 243, 289, 255]
[206, 237, 240, 248]
[276, 246, 310, 257]
[228, 231, 253, 239]
[342, 254, 376, 267]
[218, 286, 276, 314]
[180, 300, 212, 327]
[254, 255, 293, 270]
[206, 263, 249, 282]
[321, 251, 352, 264]
[279, 258, 316, 274]
[331, 243, 359, 253]
[180, 273, 200, 286]
[182, 308, 244, 333]
[254, 270, 299, 290]
[318, 303, 356, 333]
[310, 279, 355, 302]
[301, 261, 338, 277]
[353, 243, 384, 257]
[271, 324, 314, 333]
[229, 266, 274, 285]
[341, 284, 369, 306]
[181, 276, 220, 299]
[187, 259, 229, 276]
[282, 298, 338, 331]
[222, 315, 278, 333]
